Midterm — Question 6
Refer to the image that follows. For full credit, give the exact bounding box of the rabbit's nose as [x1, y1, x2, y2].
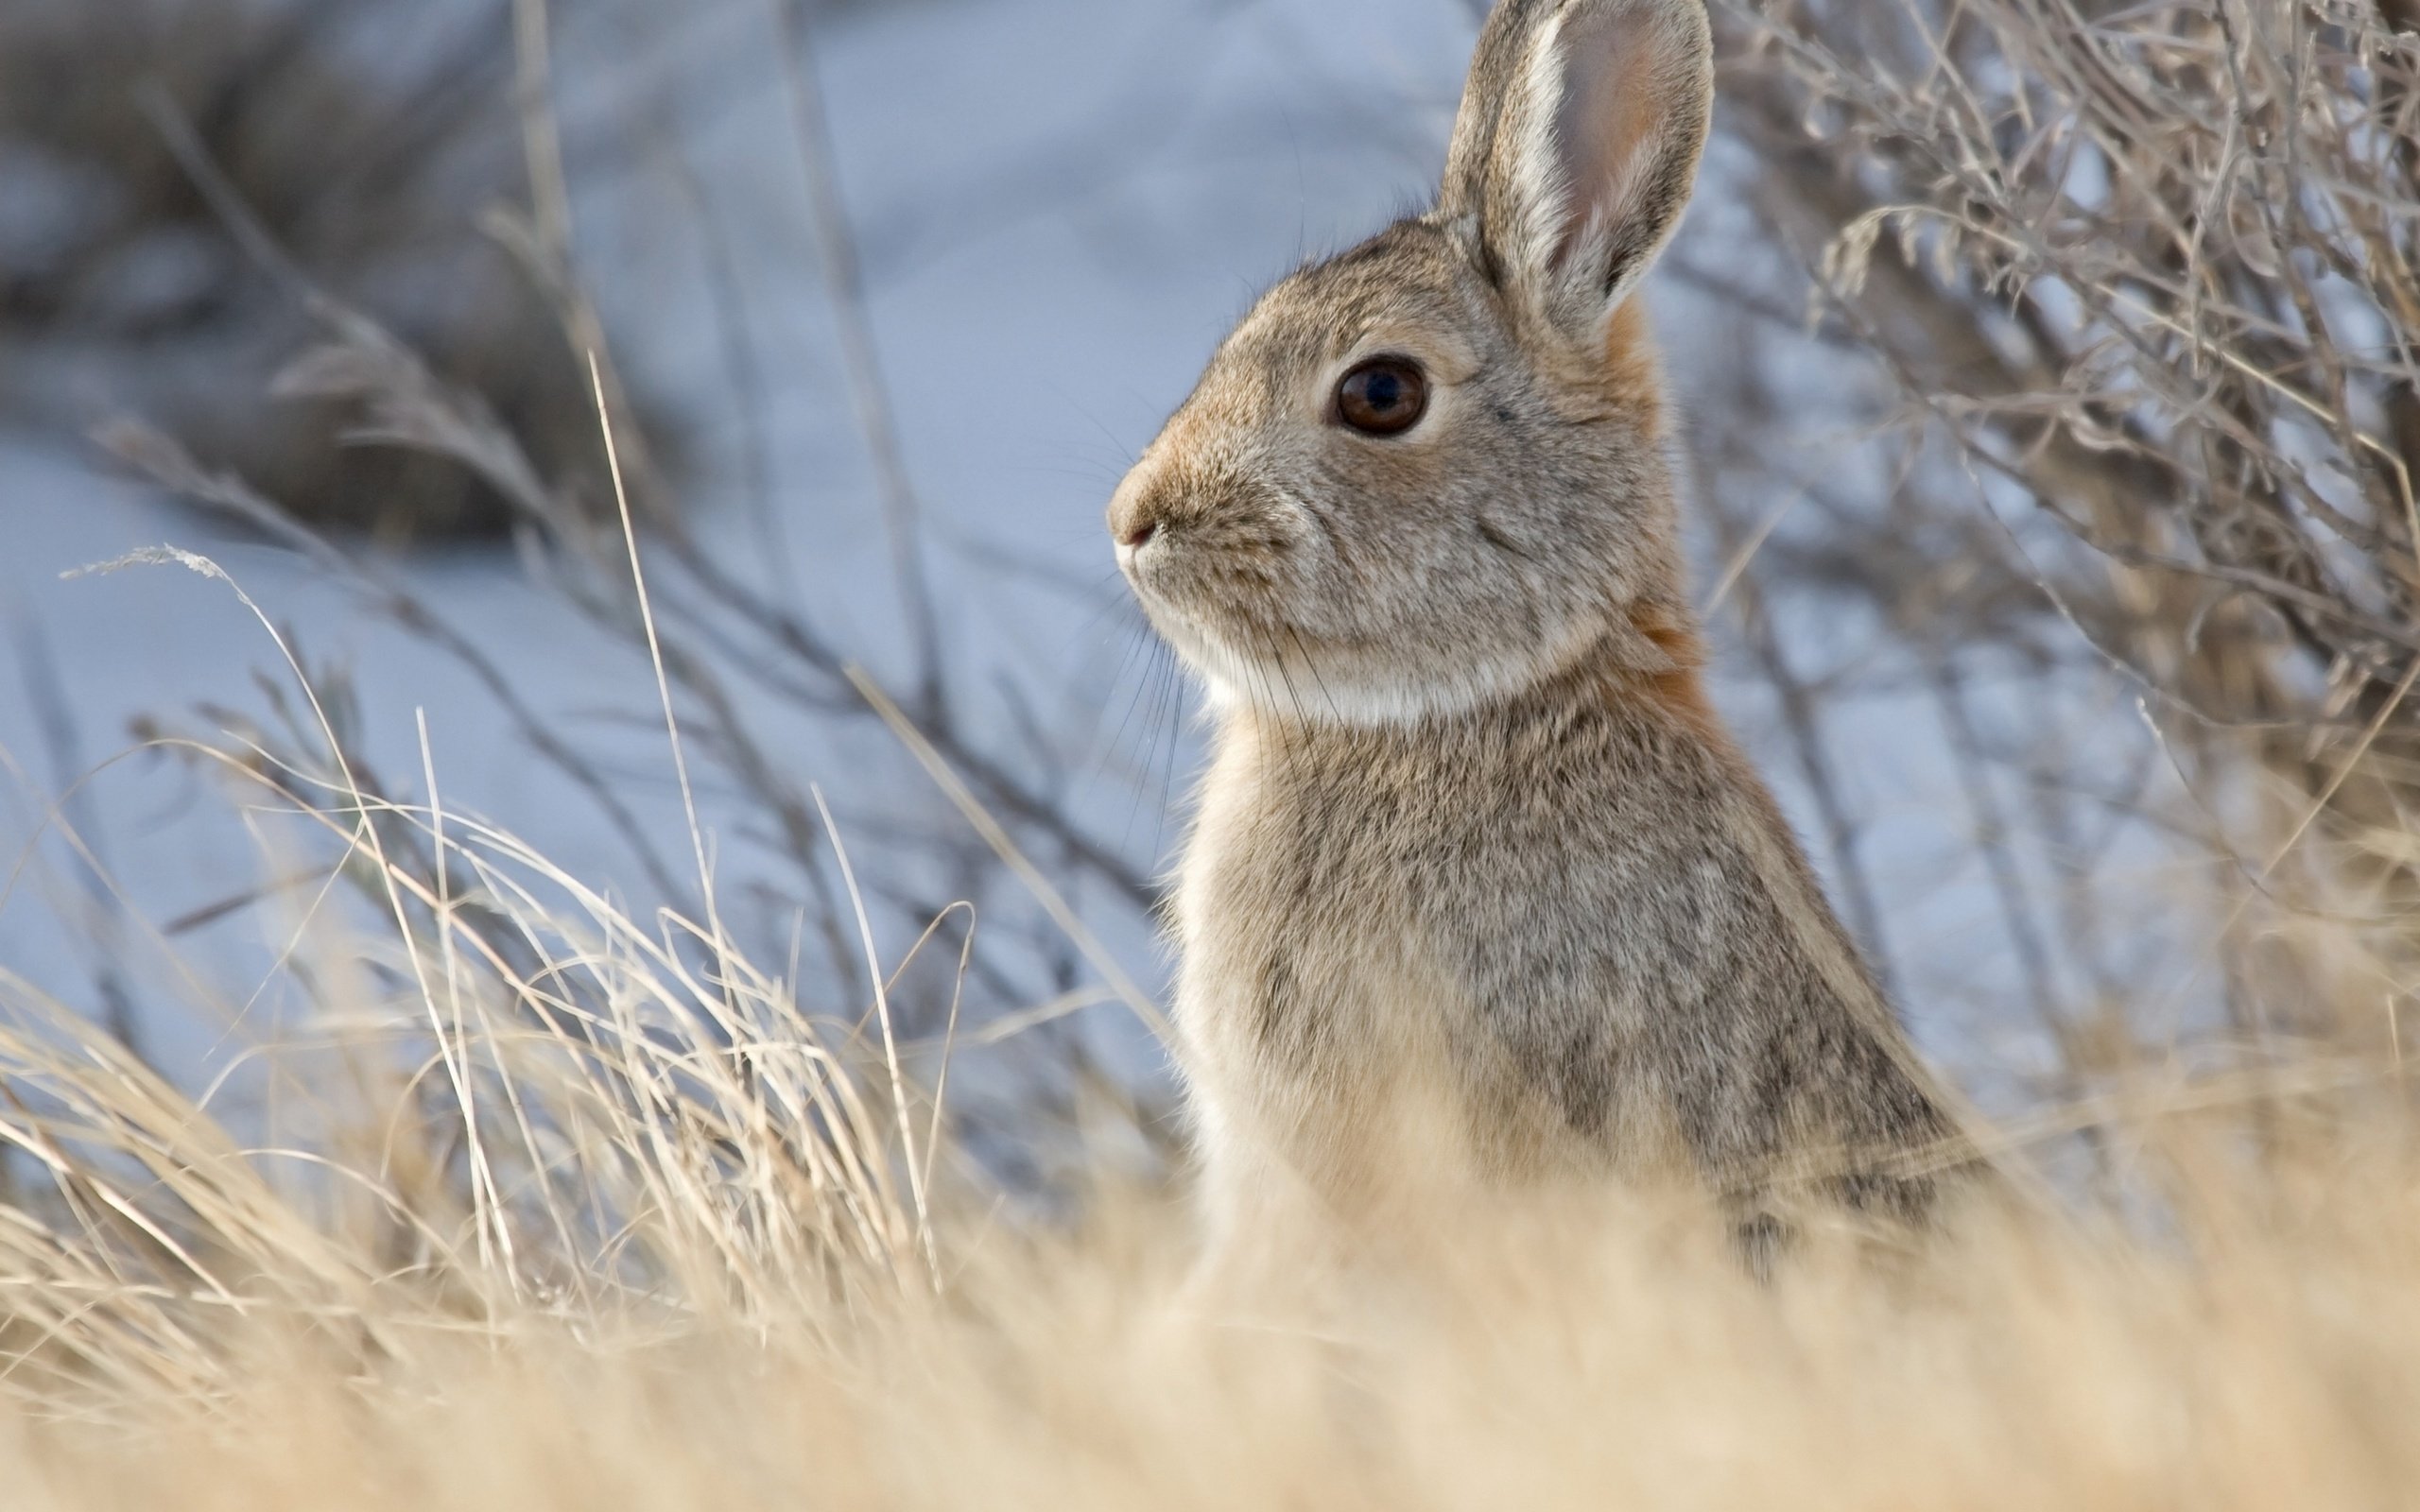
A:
[1109, 477, 1165, 552]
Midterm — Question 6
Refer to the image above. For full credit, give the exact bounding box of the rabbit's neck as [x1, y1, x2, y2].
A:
[1224, 597, 1725, 758]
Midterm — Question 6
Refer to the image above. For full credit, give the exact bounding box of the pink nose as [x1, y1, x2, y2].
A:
[1116, 518, 1159, 549]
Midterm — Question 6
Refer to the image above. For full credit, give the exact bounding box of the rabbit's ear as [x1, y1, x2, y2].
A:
[1440, 0, 1713, 341]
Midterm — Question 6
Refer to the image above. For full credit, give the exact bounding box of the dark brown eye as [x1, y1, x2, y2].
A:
[1334, 357, 1429, 437]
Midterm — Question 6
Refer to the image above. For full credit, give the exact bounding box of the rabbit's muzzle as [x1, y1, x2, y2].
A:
[1112, 461, 1309, 633]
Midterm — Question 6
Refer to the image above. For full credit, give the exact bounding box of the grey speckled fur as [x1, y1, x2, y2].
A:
[1110, 0, 1976, 1266]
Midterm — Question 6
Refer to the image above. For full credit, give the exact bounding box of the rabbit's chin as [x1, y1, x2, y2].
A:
[1146, 606, 1599, 730]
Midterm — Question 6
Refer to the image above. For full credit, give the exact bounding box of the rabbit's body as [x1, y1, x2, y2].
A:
[1179, 616, 1955, 1247]
[1114, 0, 1971, 1263]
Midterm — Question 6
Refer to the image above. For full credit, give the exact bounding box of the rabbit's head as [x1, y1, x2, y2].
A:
[1111, 0, 1715, 725]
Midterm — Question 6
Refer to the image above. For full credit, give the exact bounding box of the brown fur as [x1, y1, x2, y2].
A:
[1109, 0, 1978, 1277]
[1598, 296, 1665, 412]
[1625, 595, 1724, 743]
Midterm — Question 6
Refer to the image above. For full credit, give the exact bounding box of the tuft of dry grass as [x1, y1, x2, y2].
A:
[19, 1184, 2420, 1510]
[3, 867, 2420, 1506]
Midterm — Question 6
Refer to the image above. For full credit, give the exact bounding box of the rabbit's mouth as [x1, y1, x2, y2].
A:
[1115, 515, 1336, 690]
[1115, 472, 1309, 616]
[1120, 527, 1292, 651]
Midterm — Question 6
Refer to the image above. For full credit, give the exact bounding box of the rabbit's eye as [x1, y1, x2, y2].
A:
[1335, 358, 1429, 437]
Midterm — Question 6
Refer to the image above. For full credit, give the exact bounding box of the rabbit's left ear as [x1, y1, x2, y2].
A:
[1439, 0, 1714, 343]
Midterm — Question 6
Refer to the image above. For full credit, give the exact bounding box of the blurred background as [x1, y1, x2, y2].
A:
[2, 0, 2413, 1194]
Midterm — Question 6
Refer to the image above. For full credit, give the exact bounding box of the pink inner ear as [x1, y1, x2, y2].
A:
[1551, 8, 1672, 267]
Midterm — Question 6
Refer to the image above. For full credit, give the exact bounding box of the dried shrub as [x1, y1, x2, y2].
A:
[1708, 0, 2420, 1044]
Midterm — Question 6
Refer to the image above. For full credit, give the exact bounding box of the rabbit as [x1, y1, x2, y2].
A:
[1109, 0, 1979, 1271]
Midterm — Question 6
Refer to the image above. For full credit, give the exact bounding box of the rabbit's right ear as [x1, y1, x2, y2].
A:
[1439, 0, 1713, 346]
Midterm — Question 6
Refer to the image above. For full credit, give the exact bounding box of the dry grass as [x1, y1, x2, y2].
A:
[1, 546, 2417, 1506]
[3, 783, 2420, 1505]
[14, 1168, 2420, 1510]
